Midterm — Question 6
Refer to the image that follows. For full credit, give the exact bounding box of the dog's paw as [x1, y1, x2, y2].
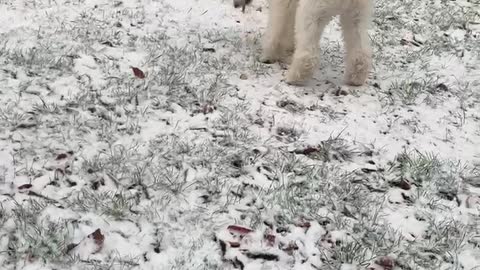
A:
[285, 69, 308, 85]
[259, 53, 278, 64]
[344, 52, 371, 86]
[344, 70, 368, 86]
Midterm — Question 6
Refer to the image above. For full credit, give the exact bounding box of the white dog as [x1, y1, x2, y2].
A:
[235, 0, 373, 86]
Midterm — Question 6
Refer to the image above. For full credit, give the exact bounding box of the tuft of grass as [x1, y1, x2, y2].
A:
[386, 78, 438, 105]
[5, 200, 72, 264]
[313, 136, 358, 162]
[392, 150, 468, 201]
[149, 165, 197, 195]
[67, 254, 141, 270]
[0, 204, 9, 228]
[69, 189, 138, 219]
[392, 150, 442, 184]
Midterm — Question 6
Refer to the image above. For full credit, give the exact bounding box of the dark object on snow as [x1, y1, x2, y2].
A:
[131, 67, 145, 79]
[245, 251, 279, 261]
[233, 0, 253, 12]
[227, 225, 254, 235]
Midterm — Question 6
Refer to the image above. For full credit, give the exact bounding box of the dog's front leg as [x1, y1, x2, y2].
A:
[261, 0, 297, 64]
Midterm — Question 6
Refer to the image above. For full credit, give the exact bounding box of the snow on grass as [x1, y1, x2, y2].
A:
[0, 0, 479, 269]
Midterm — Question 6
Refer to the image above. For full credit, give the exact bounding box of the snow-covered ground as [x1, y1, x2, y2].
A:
[0, 0, 479, 269]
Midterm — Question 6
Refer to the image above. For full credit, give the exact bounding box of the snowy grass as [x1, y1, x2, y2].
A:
[0, 0, 479, 269]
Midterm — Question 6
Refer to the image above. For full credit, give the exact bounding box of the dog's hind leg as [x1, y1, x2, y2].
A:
[286, 0, 334, 85]
[340, 0, 372, 86]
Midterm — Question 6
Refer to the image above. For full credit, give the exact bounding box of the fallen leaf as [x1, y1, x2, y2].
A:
[392, 179, 412, 190]
[68, 228, 105, 258]
[294, 220, 311, 229]
[56, 153, 69, 160]
[90, 229, 105, 245]
[202, 104, 215, 114]
[18, 184, 33, 190]
[229, 241, 241, 248]
[227, 225, 253, 235]
[376, 256, 395, 270]
[131, 67, 145, 79]
[264, 233, 275, 247]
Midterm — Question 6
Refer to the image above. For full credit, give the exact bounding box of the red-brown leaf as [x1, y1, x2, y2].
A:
[295, 221, 311, 228]
[264, 233, 275, 247]
[376, 256, 395, 270]
[227, 225, 253, 235]
[88, 229, 105, 253]
[202, 104, 215, 114]
[131, 67, 145, 79]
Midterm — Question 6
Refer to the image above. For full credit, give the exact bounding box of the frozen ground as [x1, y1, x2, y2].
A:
[0, 0, 479, 269]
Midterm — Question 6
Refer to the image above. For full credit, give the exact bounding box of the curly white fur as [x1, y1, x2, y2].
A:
[260, 0, 373, 86]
